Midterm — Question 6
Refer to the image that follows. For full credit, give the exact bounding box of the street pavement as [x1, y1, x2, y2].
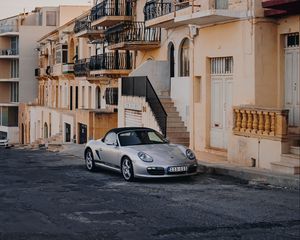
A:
[0, 147, 299, 240]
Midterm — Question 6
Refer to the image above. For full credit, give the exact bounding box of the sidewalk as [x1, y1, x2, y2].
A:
[59, 144, 300, 190]
[196, 151, 300, 190]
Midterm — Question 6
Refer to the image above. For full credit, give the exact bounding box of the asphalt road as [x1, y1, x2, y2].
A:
[0, 147, 299, 240]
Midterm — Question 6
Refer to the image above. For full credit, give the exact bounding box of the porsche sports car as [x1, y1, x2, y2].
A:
[84, 127, 198, 181]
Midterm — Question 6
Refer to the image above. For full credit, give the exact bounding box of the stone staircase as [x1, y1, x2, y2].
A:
[159, 97, 190, 147]
[271, 130, 300, 175]
[31, 133, 63, 150]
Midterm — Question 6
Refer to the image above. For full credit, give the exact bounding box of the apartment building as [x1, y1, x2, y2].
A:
[19, 8, 122, 145]
[0, 5, 90, 144]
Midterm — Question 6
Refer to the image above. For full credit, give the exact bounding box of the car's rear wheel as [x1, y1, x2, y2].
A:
[121, 157, 134, 181]
[85, 148, 95, 171]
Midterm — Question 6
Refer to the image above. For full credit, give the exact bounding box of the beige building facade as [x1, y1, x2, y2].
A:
[19, 0, 299, 175]
[0, 5, 91, 144]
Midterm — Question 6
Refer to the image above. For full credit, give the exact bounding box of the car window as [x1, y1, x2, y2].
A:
[104, 132, 117, 145]
[118, 130, 165, 146]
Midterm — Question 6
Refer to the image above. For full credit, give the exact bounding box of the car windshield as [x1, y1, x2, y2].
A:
[118, 130, 167, 146]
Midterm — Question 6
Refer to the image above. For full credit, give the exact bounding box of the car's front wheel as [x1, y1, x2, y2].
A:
[85, 148, 96, 171]
[121, 157, 134, 181]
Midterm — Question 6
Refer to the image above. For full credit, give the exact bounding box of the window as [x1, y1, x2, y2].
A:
[0, 106, 18, 127]
[62, 45, 68, 64]
[105, 88, 118, 105]
[10, 82, 19, 102]
[10, 60, 19, 78]
[10, 37, 19, 54]
[215, 0, 228, 9]
[211, 57, 233, 75]
[179, 38, 190, 77]
[104, 132, 117, 145]
[46, 11, 57, 26]
[285, 33, 299, 48]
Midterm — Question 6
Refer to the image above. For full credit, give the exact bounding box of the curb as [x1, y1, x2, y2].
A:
[197, 162, 300, 190]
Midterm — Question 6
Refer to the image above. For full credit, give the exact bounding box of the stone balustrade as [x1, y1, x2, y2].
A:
[233, 106, 289, 140]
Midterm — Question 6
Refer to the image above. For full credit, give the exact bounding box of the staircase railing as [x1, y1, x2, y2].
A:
[121, 76, 167, 137]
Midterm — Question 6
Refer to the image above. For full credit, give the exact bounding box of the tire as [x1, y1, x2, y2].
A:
[121, 157, 134, 182]
[85, 148, 96, 172]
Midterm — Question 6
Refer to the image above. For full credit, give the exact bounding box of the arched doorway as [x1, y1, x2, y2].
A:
[168, 42, 175, 78]
[95, 86, 101, 109]
[44, 122, 48, 139]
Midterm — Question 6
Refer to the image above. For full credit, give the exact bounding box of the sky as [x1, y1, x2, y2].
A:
[0, 0, 92, 19]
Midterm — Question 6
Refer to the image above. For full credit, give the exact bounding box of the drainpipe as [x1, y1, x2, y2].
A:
[188, 25, 195, 150]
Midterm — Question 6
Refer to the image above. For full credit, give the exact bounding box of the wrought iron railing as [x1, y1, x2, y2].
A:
[0, 48, 19, 56]
[74, 58, 90, 77]
[91, 0, 132, 22]
[105, 21, 161, 46]
[121, 76, 167, 137]
[74, 15, 91, 33]
[89, 52, 132, 71]
[144, 1, 174, 21]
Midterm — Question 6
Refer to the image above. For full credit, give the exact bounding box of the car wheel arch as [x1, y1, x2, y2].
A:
[84, 147, 93, 157]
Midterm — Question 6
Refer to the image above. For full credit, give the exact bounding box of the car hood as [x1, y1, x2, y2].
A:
[125, 144, 191, 164]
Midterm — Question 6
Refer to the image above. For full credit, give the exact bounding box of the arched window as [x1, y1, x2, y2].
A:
[179, 38, 190, 77]
[168, 42, 175, 78]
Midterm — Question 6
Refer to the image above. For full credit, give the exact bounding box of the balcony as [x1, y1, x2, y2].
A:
[144, 1, 176, 28]
[262, 0, 300, 17]
[74, 15, 104, 39]
[0, 25, 18, 37]
[89, 52, 132, 78]
[91, 0, 132, 27]
[74, 58, 90, 77]
[144, 0, 247, 28]
[105, 21, 161, 50]
[51, 63, 74, 76]
[0, 48, 19, 59]
[233, 106, 289, 141]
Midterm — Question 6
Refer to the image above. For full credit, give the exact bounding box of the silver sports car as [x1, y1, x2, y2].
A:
[84, 127, 198, 181]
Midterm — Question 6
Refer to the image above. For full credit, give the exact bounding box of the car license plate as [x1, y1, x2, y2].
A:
[168, 166, 187, 173]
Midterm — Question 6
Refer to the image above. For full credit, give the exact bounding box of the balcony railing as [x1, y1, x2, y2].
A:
[144, 1, 174, 21]
[105, 21, 161, 47]
[0, 48, 19, 56]
[91, 0, 132, 22]
[74, 58, 90, 77]
[62, 63, 74, 74]
[89, 52, 132, 71]
[233, 106, 289, 141]
[74, 16, 92, 33]
[0, 24, 18, 34]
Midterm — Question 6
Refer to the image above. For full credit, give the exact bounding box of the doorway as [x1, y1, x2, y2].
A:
[65, 123, 71, 142]
[284, 33, 299, 126]
[210, 57, 233, 150]
[78, 123, 87, 144]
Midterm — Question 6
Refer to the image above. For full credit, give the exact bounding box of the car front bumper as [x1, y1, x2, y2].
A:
[133, 163, 198, 178]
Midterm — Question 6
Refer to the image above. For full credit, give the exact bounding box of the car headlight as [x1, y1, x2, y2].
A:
[186, 149, 196, 160]
[138, 152, 153, 162]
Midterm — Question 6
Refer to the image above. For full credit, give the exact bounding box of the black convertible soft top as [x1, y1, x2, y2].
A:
[108, 127, 154, 135]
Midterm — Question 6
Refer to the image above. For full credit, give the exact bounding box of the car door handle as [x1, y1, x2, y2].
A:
[99, 148, 103, 151]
